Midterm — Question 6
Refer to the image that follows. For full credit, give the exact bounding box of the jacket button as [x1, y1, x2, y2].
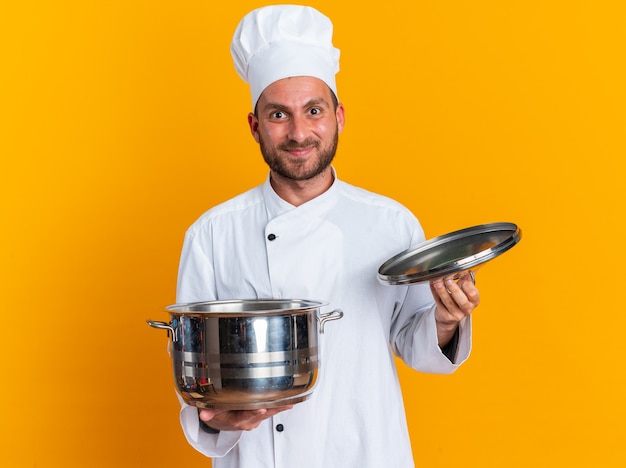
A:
[267, 233, 277, 241]
[276, 424, 284, 432]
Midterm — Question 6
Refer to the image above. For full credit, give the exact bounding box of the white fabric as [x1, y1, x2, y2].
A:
[175, 173, 472, 468]
[230, 5, 340, 109]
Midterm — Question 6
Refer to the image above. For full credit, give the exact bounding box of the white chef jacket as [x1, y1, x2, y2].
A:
[175, 172, 471, 468]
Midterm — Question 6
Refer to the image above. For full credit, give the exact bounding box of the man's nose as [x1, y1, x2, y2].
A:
[287, 114, 307, 142]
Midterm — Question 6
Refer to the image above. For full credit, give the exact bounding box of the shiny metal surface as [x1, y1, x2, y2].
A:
[148, 299, 343, 410]
[166, 298, 328, 315]
[378, 222, 522, 285]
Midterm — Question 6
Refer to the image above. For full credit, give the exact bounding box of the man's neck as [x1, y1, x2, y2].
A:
[269, 168, 334, 207]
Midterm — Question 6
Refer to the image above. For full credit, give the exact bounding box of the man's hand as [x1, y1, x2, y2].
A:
[430, 271, 480, 347]
[199, 405, 294, 432]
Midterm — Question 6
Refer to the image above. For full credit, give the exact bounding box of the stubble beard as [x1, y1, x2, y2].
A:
[259, 130, 339, 181]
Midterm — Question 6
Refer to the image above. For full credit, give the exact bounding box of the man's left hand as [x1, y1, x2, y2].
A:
[430, 271, 480, 347]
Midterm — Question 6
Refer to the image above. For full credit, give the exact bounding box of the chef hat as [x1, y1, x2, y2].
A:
[230, 4, 340, 109]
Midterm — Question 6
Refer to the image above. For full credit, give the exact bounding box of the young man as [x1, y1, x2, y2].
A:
[175, 5, 479, 467]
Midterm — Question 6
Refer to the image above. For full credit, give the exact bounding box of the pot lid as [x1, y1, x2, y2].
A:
[378, 222, 522, 285]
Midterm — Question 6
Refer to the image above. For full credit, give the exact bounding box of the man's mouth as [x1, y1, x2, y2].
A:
[281, 141, 318, 156]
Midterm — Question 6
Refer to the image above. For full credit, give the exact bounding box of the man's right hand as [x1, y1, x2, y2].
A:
[199, 405, 293, 432]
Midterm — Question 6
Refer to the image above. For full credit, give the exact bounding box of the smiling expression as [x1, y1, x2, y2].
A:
[248, 76, 345, 182]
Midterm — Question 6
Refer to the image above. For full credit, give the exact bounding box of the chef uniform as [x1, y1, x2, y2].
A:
[174, 5, 472, 468]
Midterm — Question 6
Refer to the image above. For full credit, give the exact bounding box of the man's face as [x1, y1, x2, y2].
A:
[248, 76, 345, 181]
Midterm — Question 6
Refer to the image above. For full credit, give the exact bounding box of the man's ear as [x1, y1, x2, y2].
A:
[248, 112, 260, 143]
[336, 103, 345, 134]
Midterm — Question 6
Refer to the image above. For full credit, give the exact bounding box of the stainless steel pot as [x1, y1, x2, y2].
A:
[147, 299, 343, 410]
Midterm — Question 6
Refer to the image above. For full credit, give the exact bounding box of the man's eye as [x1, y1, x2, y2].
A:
[309, 108, 321, 115]
[271, 111, 285, 119]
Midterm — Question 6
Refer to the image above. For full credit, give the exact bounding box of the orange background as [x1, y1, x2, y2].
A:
[1, 1, 625, 466]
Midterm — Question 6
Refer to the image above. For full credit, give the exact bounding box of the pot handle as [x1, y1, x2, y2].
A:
[146, 319, 174, 337]
[317, 309, 343, 334]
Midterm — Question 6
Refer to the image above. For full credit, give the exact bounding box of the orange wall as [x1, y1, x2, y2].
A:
[1, 1, 624, 467]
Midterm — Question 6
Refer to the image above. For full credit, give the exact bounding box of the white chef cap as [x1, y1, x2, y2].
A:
[230, 4, 340, 109]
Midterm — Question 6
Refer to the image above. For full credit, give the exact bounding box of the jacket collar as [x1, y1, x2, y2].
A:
[262, 166, 340, 220]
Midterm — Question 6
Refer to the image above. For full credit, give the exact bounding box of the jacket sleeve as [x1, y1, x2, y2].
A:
[176, 227, 216, 303]
[177, 395, 244, 458]
[387, 223, 472, 373]
[390, 286, 472, 373]
[174, 227, 245, 458]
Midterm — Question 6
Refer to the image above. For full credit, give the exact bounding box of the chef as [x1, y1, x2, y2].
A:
[174, 5, 479, 467]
